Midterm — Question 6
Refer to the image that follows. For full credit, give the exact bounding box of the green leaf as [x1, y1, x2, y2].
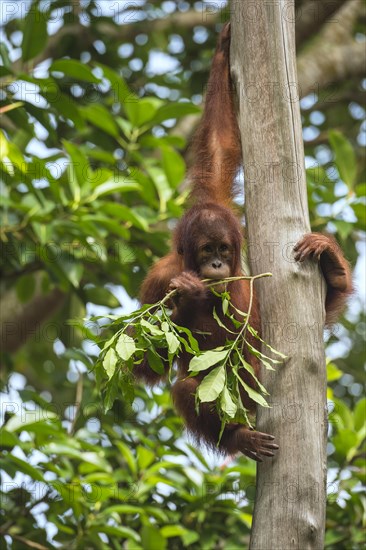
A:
[239, 357, 269, 395]
[160, 525, 189, 539]
[116, 334, 136, 361]
[22, 7, 48, 62]
[140, 134, 186, 149]
[45, 91, 85, 129]
[234, 371, 269, 407]
[247, 326, 287, 358]
[117, 117, 134, 138]
[355, 182, 366, 197]
[49, 480, 83, 513]
[197, 366, 226, 403]
[182, 531, 200, 546]
[85, 286, 120, 308]
[154, 102, 201, 124]
[58, 255, 84, 288]
[79, 215, 130, 239]
[101, 333, 119, 353]
[124, 97, 163, 127]
[51, 59, 100, 83]
[101, 505, 144, 516]
[189, 349, 228, 372]
[81, 103, 119, 137]
[329, 130, 357, 187]
[0, 130, 24, 168]
[15, 274, 36, 303]
[115, 441, 137, 475]
[137, 446, 155, 469]
[141, 319, 164, 337]
[0, 66, 12, 77]
[326, 361, 342, 382]
[7, 455, 45, 482]
[96, 63, 137, 104]
[184, 444, 210, 470]
[0, 43, 11, 70]
[146, 349, 165, 375]
[63, 140, 90, 200]
[354, 398, 366, 432]
[332, 220, 353, 241]
[145, 165, 172, 212]
[0, 429, 18, 447]
[220, 386, 237, 417]
[89, 178, 141, 200]
[103, 348, 118, 379]
[245, 341, 280, 369]
[213, 308, 236, 334]
[45, 443, 112, 472]
[165, 332, 180, 355]
[103, 371, 121, 411]
[5, 411, 58, 432]
[352, 203, 366, 228]
[333, 429, 358, 459]
[141, 525, 166, 550]
[161, 146, 186, 189]
[90, 525, 140, 542]
[331, 398, 353, 430]
[100, 202, 149, 231]
[172, 323, 200, 353]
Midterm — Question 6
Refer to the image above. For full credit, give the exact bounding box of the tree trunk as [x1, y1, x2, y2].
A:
[230, 2, 327, 549]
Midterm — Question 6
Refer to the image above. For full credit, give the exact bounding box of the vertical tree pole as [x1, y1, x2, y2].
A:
[230, 2, 327, 549]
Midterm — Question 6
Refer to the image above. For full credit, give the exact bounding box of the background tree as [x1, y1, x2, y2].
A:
[0, 1, 365, 549]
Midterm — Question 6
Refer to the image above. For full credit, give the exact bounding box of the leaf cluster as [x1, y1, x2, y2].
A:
[96, 274, 285, 442]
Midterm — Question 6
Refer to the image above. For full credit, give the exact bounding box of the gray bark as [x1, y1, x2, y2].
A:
[230, 2, 327, 549]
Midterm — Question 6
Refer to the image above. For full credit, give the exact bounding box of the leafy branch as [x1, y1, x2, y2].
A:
[95, 273, 286, 437]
